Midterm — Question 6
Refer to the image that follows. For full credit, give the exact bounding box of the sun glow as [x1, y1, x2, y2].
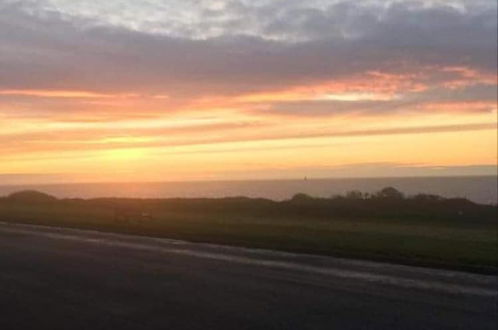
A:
[103, 148, 147, 161]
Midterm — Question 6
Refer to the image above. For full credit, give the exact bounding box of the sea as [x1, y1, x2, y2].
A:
[0, 176, 496, 205]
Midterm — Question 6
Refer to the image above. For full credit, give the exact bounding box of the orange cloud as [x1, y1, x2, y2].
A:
[0, 89, 128, 98]
[233, 71, 427, 104]
[441, 67, 497, 89]
[418, 101, 497, 113]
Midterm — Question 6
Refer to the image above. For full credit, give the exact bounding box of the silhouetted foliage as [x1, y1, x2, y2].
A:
[344, 190, 367, 200]
[0, 187, 495, 224]
[412, 193, 444, 202]
[374, 187, 404, 200]
[281, 187, 495, 223]
[6, 190, 57, 203]
[290, 193, 314, 203]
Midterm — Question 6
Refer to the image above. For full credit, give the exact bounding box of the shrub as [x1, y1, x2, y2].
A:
[6, 190, 57, 203]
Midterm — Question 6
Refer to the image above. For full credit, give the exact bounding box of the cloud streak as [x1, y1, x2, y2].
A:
[2, 122, 494, 157]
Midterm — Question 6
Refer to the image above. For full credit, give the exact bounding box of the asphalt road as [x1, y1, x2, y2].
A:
[0, 222, 496, 330]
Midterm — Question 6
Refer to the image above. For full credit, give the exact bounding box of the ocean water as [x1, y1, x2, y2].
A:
[0, 176, 496, 205]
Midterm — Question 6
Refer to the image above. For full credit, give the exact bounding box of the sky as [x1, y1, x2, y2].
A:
[0, 0, 497, 184]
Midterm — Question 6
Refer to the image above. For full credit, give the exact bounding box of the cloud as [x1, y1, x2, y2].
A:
[0, 0, 495, 100]
[2, 121, 494, 157]
[262, 83, 497, 117]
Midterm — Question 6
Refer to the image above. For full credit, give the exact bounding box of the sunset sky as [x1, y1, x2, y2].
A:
[1, 0, 497, 184]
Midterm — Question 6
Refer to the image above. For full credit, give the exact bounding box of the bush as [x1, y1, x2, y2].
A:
[290, 193, 314, 203]
[374, 187, 404, 200]
[6, 190, 57, 203]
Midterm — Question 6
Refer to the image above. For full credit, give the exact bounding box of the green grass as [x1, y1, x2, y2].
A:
[0, 200, 496, 273]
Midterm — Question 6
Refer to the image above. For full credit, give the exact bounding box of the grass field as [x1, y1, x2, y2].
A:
[0, 193, 496, 273]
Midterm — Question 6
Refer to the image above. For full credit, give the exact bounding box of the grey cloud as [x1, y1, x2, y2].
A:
[408, 84, 498, 104]
[0, 0, 496, 105]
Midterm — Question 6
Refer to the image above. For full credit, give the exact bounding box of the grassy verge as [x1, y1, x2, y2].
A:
[0, 198, 496, 274]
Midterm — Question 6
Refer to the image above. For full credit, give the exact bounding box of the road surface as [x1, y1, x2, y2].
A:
[0, 222, 496, 330]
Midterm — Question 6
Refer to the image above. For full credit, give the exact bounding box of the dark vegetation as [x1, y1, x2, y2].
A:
[5, 190, 58, 203]
[0, 187, 496, 273]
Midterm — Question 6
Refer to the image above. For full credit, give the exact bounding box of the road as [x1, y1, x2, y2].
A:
[0, 222, 496, 330]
